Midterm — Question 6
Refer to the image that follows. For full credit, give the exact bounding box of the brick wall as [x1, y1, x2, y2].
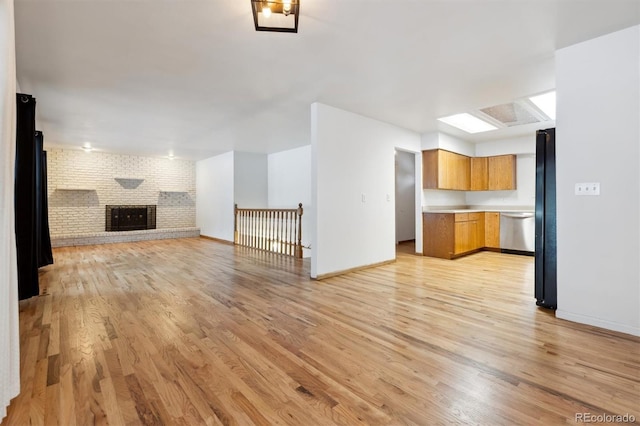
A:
[46, 148, 196, 237]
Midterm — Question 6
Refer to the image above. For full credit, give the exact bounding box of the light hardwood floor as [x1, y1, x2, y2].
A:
[3, 238, 639, 425]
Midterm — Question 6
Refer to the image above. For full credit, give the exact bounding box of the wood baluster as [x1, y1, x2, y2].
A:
[260, 210, 263, 251]
[242, 210, 246, 247]
[234, 204, 238, 244]
[276, 211, 280, 254]
[257, 210, 261, 250]
[238, 210, 241, 246]
[271, 211, 276, 253]
[278, 211, 281, 254]
[295, 213, 298, 256]
[286, 211, 291, 256]
[287, 212, 293, 256]
[290, 210, 294, 256]
[252, 210, 257, 250]
[265, 210, 269, 251]
[276, 211, 281, 254]
[296, 203, 303, 258]
[261, 210, 266, 250]
[236, 207, 244, 246]
[269, 211, 274, 253]
[274, 211, 278, 254]
[272, 211, 276, 254]
[283, 210, 287, 255]
[263, 210, 267, 251]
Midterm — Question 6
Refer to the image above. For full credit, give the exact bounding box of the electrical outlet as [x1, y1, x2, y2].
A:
[575, 182, 600, 196]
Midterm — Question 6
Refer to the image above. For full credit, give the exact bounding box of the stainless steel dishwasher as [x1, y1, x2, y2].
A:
[500, 212, 535, 254]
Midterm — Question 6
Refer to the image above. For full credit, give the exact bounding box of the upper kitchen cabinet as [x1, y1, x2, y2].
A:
[488, 155, 517, 190]
[422, 149, 470, 190]
[470, 157, 488, 191]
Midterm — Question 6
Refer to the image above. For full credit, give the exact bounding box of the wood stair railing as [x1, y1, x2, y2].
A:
[234, 203, 303, 258]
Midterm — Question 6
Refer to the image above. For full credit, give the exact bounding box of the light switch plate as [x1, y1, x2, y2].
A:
[575, 182, 600, 196]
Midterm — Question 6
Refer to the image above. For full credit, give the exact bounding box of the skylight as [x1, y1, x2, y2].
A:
[529, 91, 556, 120]
[437, 113, 498, 134]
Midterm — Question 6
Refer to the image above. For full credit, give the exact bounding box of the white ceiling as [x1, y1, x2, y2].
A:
[14, 0, 640, 160]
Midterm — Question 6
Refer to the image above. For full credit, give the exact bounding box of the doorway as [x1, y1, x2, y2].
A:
[395, 150, 416, 253]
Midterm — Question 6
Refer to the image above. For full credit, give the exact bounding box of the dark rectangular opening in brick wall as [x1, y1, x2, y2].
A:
[106, 205, 156, 232]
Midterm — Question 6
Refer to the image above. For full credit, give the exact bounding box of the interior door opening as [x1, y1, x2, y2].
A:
[395, 149, 417, 254]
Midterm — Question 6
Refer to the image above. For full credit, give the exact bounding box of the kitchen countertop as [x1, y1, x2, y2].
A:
[423, 206, 534, 214]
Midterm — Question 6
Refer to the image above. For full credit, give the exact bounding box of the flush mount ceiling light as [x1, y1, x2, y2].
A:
[81, 143, 93, 152]
[529, 91, 556, 120]
[438, 113, 498, 134]
[251, 0, 300, 33]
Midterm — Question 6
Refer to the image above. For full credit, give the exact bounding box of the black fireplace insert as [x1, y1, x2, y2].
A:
[106, 205, 156, 232]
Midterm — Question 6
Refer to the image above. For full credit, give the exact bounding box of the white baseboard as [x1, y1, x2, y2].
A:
[556, 310, 640, 337]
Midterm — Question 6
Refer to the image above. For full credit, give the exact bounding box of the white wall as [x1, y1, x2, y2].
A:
[421, 131, 475, 157]
[395, 150, 416, 242]
[474, 135, 535, 156]
[0, 0, 20, 419]
[422, 189, 467, 209]
[556, 25, 640, 336]
[268, 145, 312, 257]
[196, 151, 235, 241]
[311, 103, 421, 278]
[439, 132, 476, 157]
[234, 152, 268, 208]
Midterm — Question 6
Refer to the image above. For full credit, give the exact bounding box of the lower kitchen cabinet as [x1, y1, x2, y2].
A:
[485, 212, 500, 248]
[424, 212, 484, 259]
[423, 213, 455, 259]
[454, 213, 484, 255]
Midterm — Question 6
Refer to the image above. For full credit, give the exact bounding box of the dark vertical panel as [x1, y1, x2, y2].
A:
[15, 93, 39, 300]
[36, 132, 54, 267]
[534, 130, 546, 303]
[534, 128, 557, 309]
[544, 128, 557, 309]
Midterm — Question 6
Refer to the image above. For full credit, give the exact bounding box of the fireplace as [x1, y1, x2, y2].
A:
[106, 205, 156, 232]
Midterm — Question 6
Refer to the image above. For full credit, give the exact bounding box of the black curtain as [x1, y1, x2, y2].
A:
[35, 131, 54, 267]
[15, 93, 53, 300]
